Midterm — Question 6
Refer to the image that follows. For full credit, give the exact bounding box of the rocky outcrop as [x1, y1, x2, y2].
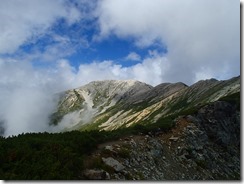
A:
[102, 157, 125, 172]
[193, 101, 240, 147]
[84, 100, 240, 180]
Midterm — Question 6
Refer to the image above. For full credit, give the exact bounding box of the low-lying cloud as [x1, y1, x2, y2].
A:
[0, 60, 74, 136]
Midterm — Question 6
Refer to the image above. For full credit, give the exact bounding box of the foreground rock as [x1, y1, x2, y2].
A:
[85, 101, 240, 180]
[102, 157, 125, 172]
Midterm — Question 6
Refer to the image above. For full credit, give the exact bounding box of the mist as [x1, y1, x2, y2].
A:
[0, 61, 76, 137]
[54, 108, 96, 132]
[0, 59, 104, 137]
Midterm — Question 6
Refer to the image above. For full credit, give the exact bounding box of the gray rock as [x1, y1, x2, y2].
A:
[105, 145, 114, 152]
[169, 136, 179, 142]
[102, 157, 125, 172]
[150, 149, 162, 157]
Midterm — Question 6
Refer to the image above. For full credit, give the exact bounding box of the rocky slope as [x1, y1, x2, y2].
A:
[82, 100, 240, 180]
[50, 80, 152, 130]
[50, 76, 240, 132]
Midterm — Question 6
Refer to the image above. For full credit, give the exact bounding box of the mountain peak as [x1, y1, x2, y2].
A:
[84, 79, 150, 88]
[52, 76, 240, 132]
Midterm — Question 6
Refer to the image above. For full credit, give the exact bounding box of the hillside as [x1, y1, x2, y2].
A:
[0, 75, 240, 180]
[0, 90, 240, 180]
[50, 76, 240, 132]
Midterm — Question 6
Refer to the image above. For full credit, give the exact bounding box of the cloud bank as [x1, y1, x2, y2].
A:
[0, 60, 77, 136]
[96, 0, 240, 83]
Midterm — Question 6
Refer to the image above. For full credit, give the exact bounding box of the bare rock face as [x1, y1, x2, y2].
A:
[50, 80, 153, 130]
[129, 82, 188, 105]
[195, 101, 240, 147]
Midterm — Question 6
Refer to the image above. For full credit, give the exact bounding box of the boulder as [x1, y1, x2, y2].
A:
[102, 157, 125, 172]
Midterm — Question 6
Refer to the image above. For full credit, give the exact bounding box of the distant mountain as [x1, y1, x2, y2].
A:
[50, 76, 240, 132]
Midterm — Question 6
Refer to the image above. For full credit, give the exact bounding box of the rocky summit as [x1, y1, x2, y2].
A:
[50, 76, 240, 132]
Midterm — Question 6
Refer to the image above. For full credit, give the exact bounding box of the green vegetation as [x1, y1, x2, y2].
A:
[117, 147, 131, 158]
[169, 96, 189, 112]
[0, 112, 179, 180]
[219, 92, 240, 110]
[132, 100, 152, 112]
[0, 130, 114, 180]
[80, 114, 111, 131]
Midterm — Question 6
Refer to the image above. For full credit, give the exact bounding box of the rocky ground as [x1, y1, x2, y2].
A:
[81, 101, 240, 180]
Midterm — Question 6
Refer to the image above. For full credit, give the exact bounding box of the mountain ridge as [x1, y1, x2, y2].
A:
[50, 75, 240, 132]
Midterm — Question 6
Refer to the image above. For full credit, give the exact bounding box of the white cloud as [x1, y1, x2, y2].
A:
[125, 52, 141, 61]
[0, 60, 76, 136]
[75, 53, 170, 86]
[0, 0, 82, 54]
[194, 67, 215, 82]
[1, 0, 239, 85]
[96, 0, 240, 84]
[53, 111, 81, 132]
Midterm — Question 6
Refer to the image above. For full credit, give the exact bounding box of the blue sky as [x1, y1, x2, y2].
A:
[0, 0, 240, 87]
[15, 15, 168, 70]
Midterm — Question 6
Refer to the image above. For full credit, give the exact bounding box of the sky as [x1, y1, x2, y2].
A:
[0, 0, 240, 136]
